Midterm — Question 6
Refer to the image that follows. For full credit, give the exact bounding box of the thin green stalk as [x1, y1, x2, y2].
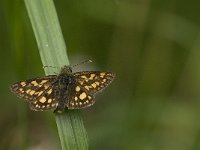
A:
[24, 0, 89, 149]
[7, 0, 28, 149]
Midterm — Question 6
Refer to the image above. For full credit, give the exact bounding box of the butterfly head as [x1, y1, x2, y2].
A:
[60, 65, 73, 75]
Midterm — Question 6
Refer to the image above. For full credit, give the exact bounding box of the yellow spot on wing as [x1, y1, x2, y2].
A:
[88, 96, 92, 100]
[75, 97, 78, 101]
[39, 96, 46, 103]
[20, 82, 26, 87]
[40, 80, 48, 84]
[80, 81, 84, 85]
[47, 89, 52, 94]
[19, 88, 24, 92]
[79, 92, 87, 100]
[26, 89, 31, 94]
[31, 81, 38, 86]
[89, 74, 95, 80]
[48, 99, 52, 103]
[44, 86, 49, 89]
[34, 91, 39, 95]
[75, 86, 81, 92]
[38, 91, 43, 96]
[84, 86, 90, 90]
[30, 90, 35, 95]
[95, 82, 100, 86]
[81, 76, 87, 79]
[100, 72, 106, 78]
[91, 83, 97, 88]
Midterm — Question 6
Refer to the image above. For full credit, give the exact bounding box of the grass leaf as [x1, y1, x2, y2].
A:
[24, 0, 89, 149]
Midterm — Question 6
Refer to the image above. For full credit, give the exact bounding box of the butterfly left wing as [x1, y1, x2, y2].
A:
[29, 82, 58, 111]
[29, 91, 58, 111]
[10, 75, 58, 111]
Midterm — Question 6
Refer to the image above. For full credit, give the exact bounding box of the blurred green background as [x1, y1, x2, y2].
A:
[1, 0, 200, 150]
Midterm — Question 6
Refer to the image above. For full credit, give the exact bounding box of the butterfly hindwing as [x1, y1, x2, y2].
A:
[10, 75, 58, 111]
[29, 90, 58, 111]
[73, 71, 115, 94]
[67, 82, 95, 109]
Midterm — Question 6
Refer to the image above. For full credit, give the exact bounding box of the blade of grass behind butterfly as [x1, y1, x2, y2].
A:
[24, 0, 89, 149]
[4, 1, 28, 149]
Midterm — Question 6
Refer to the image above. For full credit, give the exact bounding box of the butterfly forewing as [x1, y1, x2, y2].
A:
[10, 75, 58, 111]
[73, 71, 115, 94]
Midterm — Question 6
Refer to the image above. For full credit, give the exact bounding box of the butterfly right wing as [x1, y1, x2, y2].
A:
[67, 71, 115, 109]
[73, 71, 115, 94]
[10, 75, 58, 111]
[67, 82, 95, 109]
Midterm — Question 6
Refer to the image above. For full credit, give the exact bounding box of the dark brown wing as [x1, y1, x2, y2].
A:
[10, 75, 58, 111]
[73, 71, 115, 94]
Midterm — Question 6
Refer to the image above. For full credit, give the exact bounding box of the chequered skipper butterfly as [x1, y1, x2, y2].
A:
[10, 65, 115, 113]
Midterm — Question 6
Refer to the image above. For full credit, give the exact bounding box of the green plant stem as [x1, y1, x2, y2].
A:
[24, 0, 89, 149]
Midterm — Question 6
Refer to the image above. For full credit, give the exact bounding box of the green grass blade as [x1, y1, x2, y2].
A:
[24, 0, 69, 70]
[24, 0, 89, 149]
[56, 110, 89, 150]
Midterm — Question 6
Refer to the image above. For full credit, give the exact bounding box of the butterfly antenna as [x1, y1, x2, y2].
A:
[72, 60, 93, 68]
[43, 65, 59, 69]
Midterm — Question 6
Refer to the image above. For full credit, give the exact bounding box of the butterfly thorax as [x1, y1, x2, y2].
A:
[56, 66, 73, 89]
[59, 65, 72, 75]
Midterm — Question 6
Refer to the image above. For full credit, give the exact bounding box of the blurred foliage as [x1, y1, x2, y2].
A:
[1, 0, 200, 149]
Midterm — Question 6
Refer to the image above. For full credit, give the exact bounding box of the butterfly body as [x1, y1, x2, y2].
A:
[10, 65, 115, 113]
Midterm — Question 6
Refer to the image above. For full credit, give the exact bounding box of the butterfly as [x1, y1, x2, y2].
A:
[10, 65, 115, 113]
